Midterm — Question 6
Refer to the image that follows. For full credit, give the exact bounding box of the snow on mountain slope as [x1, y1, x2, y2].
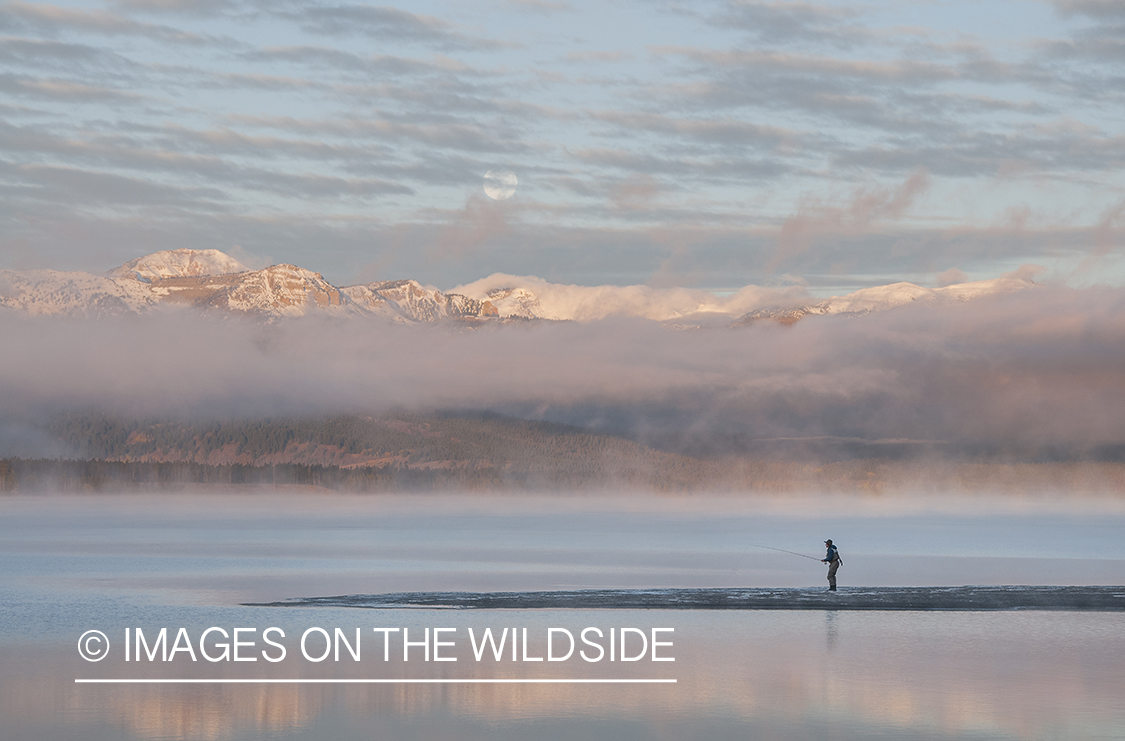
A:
[341, 280, 497, 322]
[452, 273, 806, 321]
[812, 281, 938, 315]
[481, 286, 543, 319]
[109, 249, 249, 283]
[737, 274, 1037, 325]
[330, 284, 407, 323]
[0, 269, 158, 317]
[933, 276, 1034, 302]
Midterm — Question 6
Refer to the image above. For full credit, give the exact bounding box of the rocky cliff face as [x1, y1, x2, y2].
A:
[152, 264, 354, 317]
[342, 279, 497, 322]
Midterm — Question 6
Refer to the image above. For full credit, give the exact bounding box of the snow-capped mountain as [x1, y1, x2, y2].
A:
[0, 248, 1038, 323]
[0, 250, 502, 321]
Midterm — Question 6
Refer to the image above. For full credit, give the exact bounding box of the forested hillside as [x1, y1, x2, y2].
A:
[33, 412, 739, 490]
[44, 412, 719, 477]
[1, 413, 1121, 494]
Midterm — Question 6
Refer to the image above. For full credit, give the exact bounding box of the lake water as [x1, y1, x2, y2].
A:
[2, 492, 1124, 740]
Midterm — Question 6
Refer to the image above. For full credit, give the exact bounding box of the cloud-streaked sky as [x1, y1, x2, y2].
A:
[1, 0, 1123, 292]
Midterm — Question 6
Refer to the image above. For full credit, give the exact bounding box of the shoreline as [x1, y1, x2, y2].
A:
[246, 586, 1125, 612]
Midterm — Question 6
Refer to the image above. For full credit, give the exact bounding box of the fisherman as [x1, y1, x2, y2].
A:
[822, 539, 842, 591]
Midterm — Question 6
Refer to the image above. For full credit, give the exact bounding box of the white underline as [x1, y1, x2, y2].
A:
[75, 678, 676, 684]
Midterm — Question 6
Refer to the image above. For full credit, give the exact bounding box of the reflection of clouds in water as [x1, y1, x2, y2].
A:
[3, 497, 1125, 740]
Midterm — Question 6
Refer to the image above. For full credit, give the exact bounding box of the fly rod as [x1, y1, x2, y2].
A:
[747, 544, 823, 561]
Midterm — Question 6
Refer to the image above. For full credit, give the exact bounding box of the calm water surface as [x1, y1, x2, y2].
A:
[1, 492, 1123, 740]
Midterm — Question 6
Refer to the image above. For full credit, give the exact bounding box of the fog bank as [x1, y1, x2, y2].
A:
[2, 285, 1124, 456]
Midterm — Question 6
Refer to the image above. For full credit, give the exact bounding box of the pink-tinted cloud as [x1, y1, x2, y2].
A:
[771, 168, 931, 271]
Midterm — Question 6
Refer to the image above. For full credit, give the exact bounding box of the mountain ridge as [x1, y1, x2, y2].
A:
[0, 248, 1038, 323]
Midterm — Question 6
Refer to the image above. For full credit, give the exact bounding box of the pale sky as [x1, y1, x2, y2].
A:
[1, 0, 1123, 293]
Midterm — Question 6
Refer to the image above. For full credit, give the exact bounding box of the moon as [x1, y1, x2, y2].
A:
[483, 169, 517, 200]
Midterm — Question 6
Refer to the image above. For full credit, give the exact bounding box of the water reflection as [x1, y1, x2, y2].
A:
[5, 611, 1125, 741]
[2, 494, 1124, 741]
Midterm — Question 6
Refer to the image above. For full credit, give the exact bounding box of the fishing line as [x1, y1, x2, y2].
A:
[746, 544, 822, 561]
[726, 544, 824, 574]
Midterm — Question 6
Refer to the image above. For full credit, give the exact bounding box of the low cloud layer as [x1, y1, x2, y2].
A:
[3, 285, 1124, 458]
